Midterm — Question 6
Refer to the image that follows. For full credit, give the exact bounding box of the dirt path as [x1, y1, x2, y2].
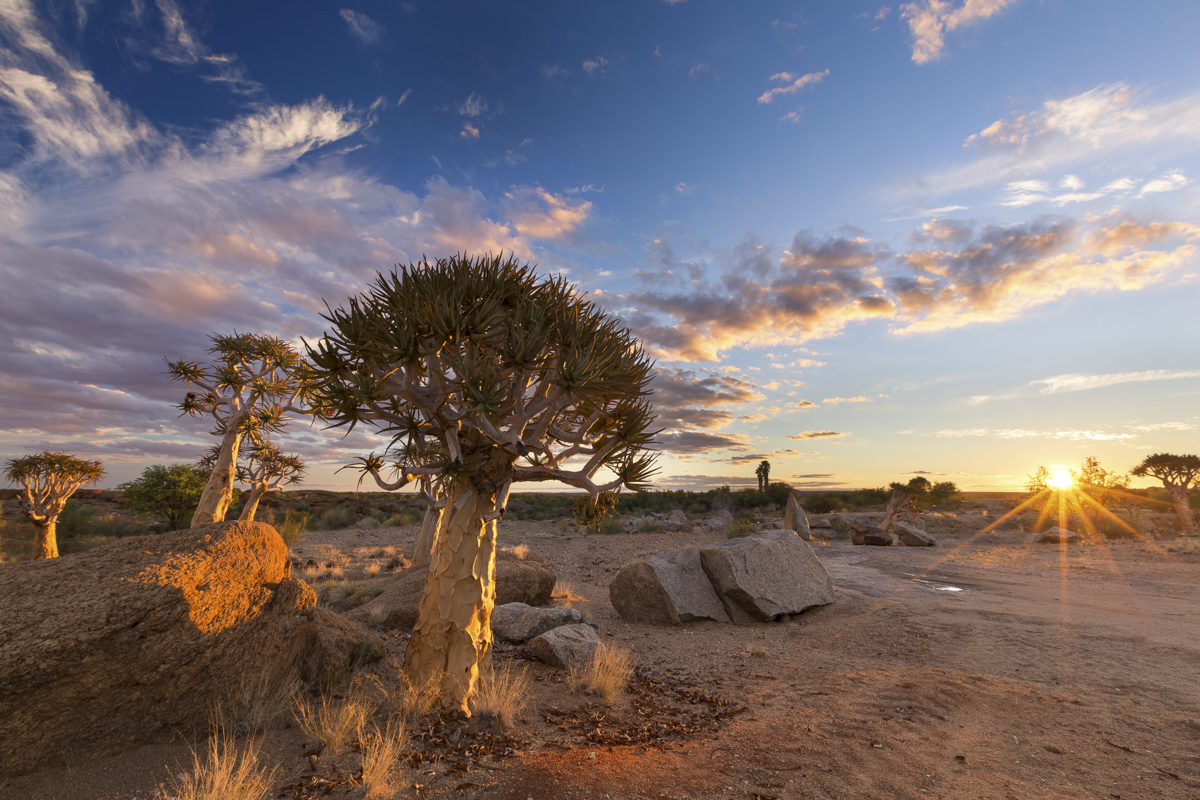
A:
[6, 521, 1199, 800]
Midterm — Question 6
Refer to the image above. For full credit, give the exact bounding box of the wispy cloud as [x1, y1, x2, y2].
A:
[901, 0, 1020, 64]
[757, 69, 829, 104]
[969, 369, 1200, 404]
[339, 9, 385, 45]
[789, 431, 848, 439]
[582, 57, 608, 76]
[933, 428, 1134, 441]
[822, 396, 871, 405]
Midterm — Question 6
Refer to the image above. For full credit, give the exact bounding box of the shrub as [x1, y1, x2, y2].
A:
[598, 517, 624, 535]
[219, 665, 299, 735]
[119, 464, 207, 530]
[276, 509, 310, 546]
[56, 500, 95, 539]
[801, 494, 844, 514]
[726, 518, 756, 538]
[638, 518, 663, 533]
[384, 509, 422, 526]
[313, 504, 357, 530]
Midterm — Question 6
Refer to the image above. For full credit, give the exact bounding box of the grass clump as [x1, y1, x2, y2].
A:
[386, 554, 411, 572]
[293, 691, 376, 753]
[470, 665, 531, 730]
[364, 560, 382, 577]
[567, 645, 634, 702]
[638, 518, 663, 533]
[341, 582, 362, 598]
[219, 666, 300, 736]
[384, 509, 423, 527]
[359, 721, 406, 798]
[598, 517, 624, 535]
[159, 729, 276, 800]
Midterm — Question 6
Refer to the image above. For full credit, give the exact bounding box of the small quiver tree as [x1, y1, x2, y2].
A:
[880, 476, 931, 532]
[1131, 453, 1200, 533]
[235, 443, 306, 522]
[4, 452, 104, 559]
[309, 253, 658, 714]
[166, 332, 315, 527]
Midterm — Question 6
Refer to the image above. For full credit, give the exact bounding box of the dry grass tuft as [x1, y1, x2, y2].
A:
[387, 554, 411, 572]
[503, 543, 530, 561]
[552, 581, 587, 603]
[340, 582, 362, 598]
[364, 561, 382, 577]
[366, 605, 388, 627]
[293, 690, 377, 753]
[159, 730, 276, 800]
[356, 672, 443, 723]
[358, 721, 406, 799]
[567, 645, 634, 702]
[219, 665, 299, 735]
[470, 665, 531, 730]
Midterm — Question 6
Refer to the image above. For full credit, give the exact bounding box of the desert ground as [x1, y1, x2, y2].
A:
[5, 505, 1200, 800]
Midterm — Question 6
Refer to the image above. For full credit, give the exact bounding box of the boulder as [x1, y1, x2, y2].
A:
[353, 558, 556, 630]
[850, 524, 897, 546]
[491, 603, 581, 642]
[0, 521, 376, 777]
[1040, 527, 1080, 544]
[529, 623, 601, 669]
[760, 520, 785, 530]
[713, 508, 734, 522]
[809, 516, 833, 529]
[609, 547, 731, 624]
[698, 531, 836, 622]
[784, 494, 812, 540]
[667, 509, 688, 525]
[893, 521, 936, 547]
[355, 517, 382, 529]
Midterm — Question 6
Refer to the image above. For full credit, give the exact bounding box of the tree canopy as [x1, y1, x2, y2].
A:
[119, 464, 208, 531]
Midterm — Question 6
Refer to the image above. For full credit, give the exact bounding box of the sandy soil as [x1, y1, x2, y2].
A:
[5, 511, 1200, 800]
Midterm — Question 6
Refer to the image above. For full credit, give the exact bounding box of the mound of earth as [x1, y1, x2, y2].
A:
[0, 521, 381, 777]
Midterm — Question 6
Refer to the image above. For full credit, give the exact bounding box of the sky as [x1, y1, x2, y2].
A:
[1, 0, 1199, 493]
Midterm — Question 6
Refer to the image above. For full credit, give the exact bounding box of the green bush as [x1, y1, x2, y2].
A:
[56, 500, 96, 539]
[118, 464, 207, 530]
[801, 494, 845, 514]
[638, 518, 663, 533]
[385, 509, 423, 527]
[313, 504, 357, 530]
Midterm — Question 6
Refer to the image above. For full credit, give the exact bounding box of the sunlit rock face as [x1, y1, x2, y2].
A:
[0, 521, 372, 777]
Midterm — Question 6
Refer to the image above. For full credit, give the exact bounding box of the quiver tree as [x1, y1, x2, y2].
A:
[309, 253, 658, 713]
[235, 443, 306, 522]
[880, 476, 931, 532]
[166, 332, 315, 527]
[1131, 453, 1200, 532]
[4, 452, 104, 558]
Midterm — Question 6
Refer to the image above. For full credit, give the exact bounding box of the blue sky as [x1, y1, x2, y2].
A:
[2, 0, 1199, 492]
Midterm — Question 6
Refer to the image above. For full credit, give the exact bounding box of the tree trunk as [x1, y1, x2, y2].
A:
[238, 488, 266, 522]
[1166, 484, 1194, 532]
[191, 424, 243, 527]
[403, 482, 498, 714]
[34, 521, 58, 559]
[411, 503, 445, 567]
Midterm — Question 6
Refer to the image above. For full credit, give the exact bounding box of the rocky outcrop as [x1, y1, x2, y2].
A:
[609, 547, 731, 624]
[850, 524, 897, 546]
[698, 531, 835, 622]
[1040, 527, 1080, 544]
[609, 531, 835, 625]
[810, 516, 833, 529]
[529, 623, 601, 669]
[784, 494, 812, 540]
[353, 556, 556, 630]
[491, 603, 581, 642]
[893, 521, 936, 547]
[0, 521, 375, 777]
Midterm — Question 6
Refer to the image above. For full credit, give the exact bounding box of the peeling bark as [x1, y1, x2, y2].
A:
[403, 482, 498, 714]
[33, 521, 58, 560]
[191, 423, 243, 527]
[411, 503, 445, 567]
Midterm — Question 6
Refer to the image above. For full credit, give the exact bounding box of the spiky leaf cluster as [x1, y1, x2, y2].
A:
[166, 332, 316, 438]
[4, 451, 105, 524]
[308, 253, 659, 505]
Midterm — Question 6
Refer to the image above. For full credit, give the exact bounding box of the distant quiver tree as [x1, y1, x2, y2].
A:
[308, 253, 658, 713]
[880, 476, 931, 532]
[1131, 453, 1200, 532]
[166, 332, 315, 527]
[4, 452, 104, 558]
[235, 443, 306, 522]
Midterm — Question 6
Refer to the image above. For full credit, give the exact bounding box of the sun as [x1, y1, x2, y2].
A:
[1047, 466, 1074, 490]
